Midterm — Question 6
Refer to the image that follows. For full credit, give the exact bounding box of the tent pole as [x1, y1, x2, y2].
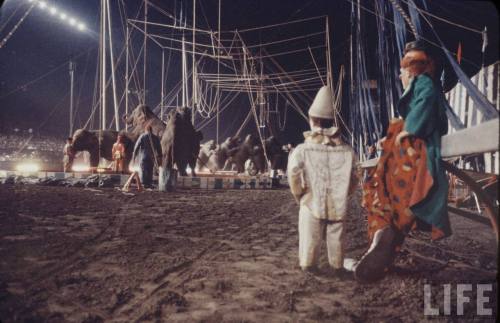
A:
[101, 0, 107, 130]
[216, 0, 221, 145]
[161, 49, 165, 120]
[106, 0, 120, 131]
[143, 0, 148, 104]
[192, 0, 197, 124]
[125, 23, 129, 131]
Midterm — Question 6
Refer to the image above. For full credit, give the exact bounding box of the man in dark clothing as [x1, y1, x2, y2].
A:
[132, 126, 162, 188]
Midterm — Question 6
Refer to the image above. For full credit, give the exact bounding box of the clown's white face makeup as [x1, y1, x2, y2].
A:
[399, 68, 411, 89]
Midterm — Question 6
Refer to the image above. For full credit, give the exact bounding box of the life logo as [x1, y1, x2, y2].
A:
[424, 284, 495, 316]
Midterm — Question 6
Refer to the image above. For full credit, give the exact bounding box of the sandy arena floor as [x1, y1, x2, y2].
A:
[0, 184, 497, 322]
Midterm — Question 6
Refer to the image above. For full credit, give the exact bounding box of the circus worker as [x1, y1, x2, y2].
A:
[354, 40, 451, 283]
[112, 134, 126, 173]
[132, 126, 162, 189]
[63, 137, 75, 172]
[287, 85, 358, 274]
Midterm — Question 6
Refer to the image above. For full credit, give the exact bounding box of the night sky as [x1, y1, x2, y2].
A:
[0, 0, 498, 145]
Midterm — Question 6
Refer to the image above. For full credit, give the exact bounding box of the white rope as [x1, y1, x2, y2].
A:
[236, 15, 326, 33]
[308, 46, 326, 86]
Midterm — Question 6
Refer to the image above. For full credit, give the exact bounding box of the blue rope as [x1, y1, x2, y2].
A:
[416, 0, 498, 121]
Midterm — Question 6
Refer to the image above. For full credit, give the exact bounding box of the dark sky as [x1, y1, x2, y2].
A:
[0, 0, 498, 145]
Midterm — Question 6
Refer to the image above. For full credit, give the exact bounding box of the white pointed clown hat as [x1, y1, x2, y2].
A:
[308, 85, 335, 120]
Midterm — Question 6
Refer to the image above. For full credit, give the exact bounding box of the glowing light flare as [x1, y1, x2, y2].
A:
[77, 23, 86, 31]
[38, 1, 47, 9]
[59, 12, 67, 20]
[16, 162, 40, 173]
[49, 7, 57, 15]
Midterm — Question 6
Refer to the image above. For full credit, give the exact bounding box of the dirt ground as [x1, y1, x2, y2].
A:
[0, 184, 497, 322]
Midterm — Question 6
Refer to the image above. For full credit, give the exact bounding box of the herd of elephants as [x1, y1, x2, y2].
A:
[67, 105, 289, 177]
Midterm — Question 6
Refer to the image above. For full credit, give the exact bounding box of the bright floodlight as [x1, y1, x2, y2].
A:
[31, 1, 89, 33]
[16, 162, 40, 173]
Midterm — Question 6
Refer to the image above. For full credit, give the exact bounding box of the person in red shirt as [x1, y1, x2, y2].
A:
[112, 135, 126, 173]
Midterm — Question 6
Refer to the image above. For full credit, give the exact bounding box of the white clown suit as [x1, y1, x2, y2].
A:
[287, 86, 358, 270]
[288, 129, 358, 269]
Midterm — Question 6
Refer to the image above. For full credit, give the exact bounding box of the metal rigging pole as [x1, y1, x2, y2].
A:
[182, 36, 187, 107]
[125, 23, 129, 131]
[216, 0, 221, 145]
[69, 60, 75, 136]
[192, 0, 197, 124]
[106, 0, 120, 131]
[143, 0, 148, 104]
[100, 0, 107, 130]
[161, 49, 165, 120]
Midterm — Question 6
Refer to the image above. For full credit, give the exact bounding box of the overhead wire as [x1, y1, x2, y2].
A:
[0, 47, 95, 101]
[0, 0, 23, 34]
[400, 0, 484, 34]
[344, 0, 481, 69]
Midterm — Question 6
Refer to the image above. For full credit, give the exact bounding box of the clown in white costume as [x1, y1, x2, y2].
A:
[287, 86, 358, 272]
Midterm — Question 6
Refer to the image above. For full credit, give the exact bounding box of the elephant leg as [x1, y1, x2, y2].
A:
[89, 152, 100, 168]
[237, 162, 245, 174]
[63, 157, 73, 172]
[222, 159, 232, 171]
[139, 159, 154, 188]
[177, 161, 188, 176]
[159, 167, 176, 192]
[123, 159, 130, 174]
[189, 160, 197, 177]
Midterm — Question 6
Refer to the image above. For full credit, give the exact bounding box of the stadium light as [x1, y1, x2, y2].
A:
[28, 0, 88, 33]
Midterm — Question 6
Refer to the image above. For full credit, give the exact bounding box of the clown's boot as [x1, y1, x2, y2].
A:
[354, 226, 396, 283]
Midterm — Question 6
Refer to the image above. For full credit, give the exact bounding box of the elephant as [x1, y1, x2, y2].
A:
[160, 107, 203, 191]
[197, 140, 217, 172]
[212, 136, 241, 171]
[226, 134, 261, 173]
[123, 104, 166, 141]
[196, 136, 243, 173]
[264, 136, 288, 172]
[69, 129, 134, 171]
[224, 135, 288, 175]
